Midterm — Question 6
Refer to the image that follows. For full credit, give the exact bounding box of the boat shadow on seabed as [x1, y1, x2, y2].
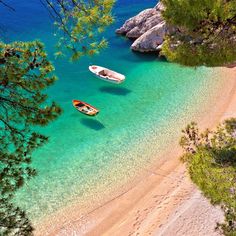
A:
[80, 118, 105, 131]
[99, 86, 131, 96]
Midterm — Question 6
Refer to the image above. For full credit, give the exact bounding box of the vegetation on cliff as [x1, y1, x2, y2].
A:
[180, 119, 236, 235]
[162, 0, 236, 67]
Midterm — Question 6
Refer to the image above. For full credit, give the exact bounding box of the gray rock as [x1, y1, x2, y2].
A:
[116, 2, 167, 52]
[126, 13, 163, 38]
[154, 2, 165, 11]
[131, 21, 166, 52]
[115, 8, 157, 37]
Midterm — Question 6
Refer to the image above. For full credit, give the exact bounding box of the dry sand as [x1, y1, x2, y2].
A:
[36, 67, 236, 236]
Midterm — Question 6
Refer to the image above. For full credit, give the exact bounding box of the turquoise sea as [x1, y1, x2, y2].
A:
[1, 0, 226, 226]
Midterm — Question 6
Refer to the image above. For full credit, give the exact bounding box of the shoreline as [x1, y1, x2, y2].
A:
[35, 67, 236, 236]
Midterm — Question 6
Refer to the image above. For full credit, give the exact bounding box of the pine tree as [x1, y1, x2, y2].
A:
[0, 1, 115, 233]
[161, 0, 236, 67]
[0, 40, 62, 235]
[43, 0, 115, 60]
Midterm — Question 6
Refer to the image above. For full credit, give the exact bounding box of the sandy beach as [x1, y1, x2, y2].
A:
[36, 67, 236, 236]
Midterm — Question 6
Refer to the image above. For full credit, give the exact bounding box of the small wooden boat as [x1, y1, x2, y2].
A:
[89, 65, 125, 84]
[72, 100, 99, 116]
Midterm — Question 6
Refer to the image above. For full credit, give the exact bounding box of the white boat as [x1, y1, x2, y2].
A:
[89, 65, 125, 84]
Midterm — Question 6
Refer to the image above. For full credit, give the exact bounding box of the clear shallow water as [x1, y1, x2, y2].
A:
[1, 0, 225, 223]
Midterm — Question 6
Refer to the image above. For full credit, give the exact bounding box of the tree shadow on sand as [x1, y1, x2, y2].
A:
[80, 118, 105, 131]
[99, 86, 131, 96]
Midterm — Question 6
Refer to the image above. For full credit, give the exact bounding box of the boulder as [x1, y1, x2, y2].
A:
[116, 2, 167, 52]
[131, 21, 166, 52]
[115, 8, 157, 37]
[126, 13, 164, 38]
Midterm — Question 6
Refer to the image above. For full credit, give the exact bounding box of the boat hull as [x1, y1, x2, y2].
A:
[72, 100, 99, 116]
[93, 74, 123, 84]
[89, 65, 125, 84]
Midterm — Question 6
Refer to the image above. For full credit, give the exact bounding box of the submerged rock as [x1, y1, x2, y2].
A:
[116, 2, 166, 52]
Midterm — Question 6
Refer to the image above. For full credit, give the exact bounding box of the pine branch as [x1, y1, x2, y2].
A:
[0, 0, 15, 11]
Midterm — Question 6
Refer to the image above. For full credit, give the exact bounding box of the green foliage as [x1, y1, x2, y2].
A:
[0, 1, 116, 233]
[0, 41, 62, 234]
[180, 118, 236, 235]
[0, 1, 115, 234]
[46, 0, 115, 60]
[0, 200, 33, 236]
[161, 0, 236, 67]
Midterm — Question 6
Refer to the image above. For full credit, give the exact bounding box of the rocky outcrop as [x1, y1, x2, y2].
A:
[116, 2, 167, 52]
[131, 21, 166, 52]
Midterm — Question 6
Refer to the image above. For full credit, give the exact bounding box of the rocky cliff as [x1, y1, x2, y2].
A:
[116, 2, 166, 52]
